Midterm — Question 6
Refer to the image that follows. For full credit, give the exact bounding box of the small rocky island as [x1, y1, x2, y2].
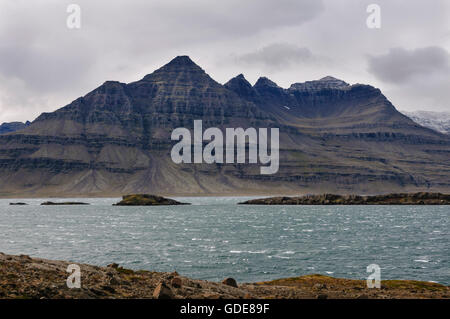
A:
[113, 194, 189, 206]
[41, 202, 90, 205]
[240, 192, 450, 205]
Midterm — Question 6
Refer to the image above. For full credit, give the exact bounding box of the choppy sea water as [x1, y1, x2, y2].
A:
[0, 197, 448, 285]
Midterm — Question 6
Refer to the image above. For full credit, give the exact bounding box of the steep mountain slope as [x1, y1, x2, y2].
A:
[402, 111, 450, 135]
[0, 56, 449, 197]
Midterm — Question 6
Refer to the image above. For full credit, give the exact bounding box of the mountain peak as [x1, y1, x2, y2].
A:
[225, 74, 250, 86]
[224, 74, 255, 97]
[150, 55, 204, 75]
[319, 76, 345, 82]
[289, 76, 349, 92]
[318, 76, 349, 87]
[165, 55, 197, 67]
[254, 77, 280, 88]
[142, 55, 214, 84]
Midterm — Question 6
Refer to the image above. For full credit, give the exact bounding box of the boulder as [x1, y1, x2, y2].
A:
[222, 278, 238, 288]
[153, 282, 174, 299]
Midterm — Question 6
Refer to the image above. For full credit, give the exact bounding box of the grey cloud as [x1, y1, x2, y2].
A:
[367, 47, 450, 83]
[61, 0, 324, 52]
[0, 0, 324, 122]
[0, 41, 94, 92]
[146, 0, 324, 39]
[234, 43, 322, 72]
[367, 46, 450, 111]
[0, 2, 95, 93]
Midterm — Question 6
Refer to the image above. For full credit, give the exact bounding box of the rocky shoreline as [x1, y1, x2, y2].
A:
[0, 253, 448, 299]
[240, 192, 450, 205]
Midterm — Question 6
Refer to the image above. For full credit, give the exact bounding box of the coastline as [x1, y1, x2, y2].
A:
[2, 188, 450, 199]
[1, 253, 448, 299]
[240, 193, 450, 205]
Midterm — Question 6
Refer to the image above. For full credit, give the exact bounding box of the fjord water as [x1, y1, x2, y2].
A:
[0, 197, 448, 285]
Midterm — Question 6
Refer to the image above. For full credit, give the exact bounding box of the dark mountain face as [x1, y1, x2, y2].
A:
[224, 74, 411, 128]
[289, 76, 349, 92]
[0, 56, 449, 197]
[224, 74, 256, 100]
[31, 56, 268, 142]
[0, 121, 30, 134]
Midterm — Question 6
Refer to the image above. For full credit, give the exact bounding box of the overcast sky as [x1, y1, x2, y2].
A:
[0, 0, 449, 123]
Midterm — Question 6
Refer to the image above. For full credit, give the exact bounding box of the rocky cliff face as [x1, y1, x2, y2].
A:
[0, 56, 449, 197]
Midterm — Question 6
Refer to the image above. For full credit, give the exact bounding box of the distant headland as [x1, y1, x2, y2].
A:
[239, 192, 450, 205]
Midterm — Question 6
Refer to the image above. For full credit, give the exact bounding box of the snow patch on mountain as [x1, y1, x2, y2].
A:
[402, 110, 450, 135]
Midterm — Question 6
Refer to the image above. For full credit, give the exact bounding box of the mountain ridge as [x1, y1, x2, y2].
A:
[0, 121, 30, 134]
[0, 56, 449, 197]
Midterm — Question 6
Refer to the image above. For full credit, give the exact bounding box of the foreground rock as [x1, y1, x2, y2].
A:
[0, 253, 448, 299]
[41, 202, 90, 205]
[153, 282, 174, 299]
[222, 278, 238, 288]
[240, 192, 450, 205]
[113, 194, 189, 206]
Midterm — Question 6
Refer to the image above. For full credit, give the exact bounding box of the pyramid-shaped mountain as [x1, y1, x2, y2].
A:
[0, 56, 449, 196]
